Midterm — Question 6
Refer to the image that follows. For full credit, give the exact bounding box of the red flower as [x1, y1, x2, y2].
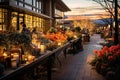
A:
[109, 45, 116, 53]
[93, 50, 98, 54]
[108, 56, 114, 61]
[97, 50, 104, 58]
[102, 46, 109, 51]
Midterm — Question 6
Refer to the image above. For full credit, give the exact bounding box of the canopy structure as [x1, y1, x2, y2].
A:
[55, 0, 71, 12]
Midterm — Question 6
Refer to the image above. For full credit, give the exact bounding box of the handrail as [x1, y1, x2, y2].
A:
[0, 38, 82, 80]
[0, 51, 53, 80]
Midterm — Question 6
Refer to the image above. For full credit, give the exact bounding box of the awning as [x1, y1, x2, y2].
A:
[55, 0, 71, 12]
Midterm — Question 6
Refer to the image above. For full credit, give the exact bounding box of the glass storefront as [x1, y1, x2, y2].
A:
[0, 8, 46, 32]
[25, 14, 45, 32]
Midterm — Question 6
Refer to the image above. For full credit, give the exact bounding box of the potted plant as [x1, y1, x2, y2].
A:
[8, 32, 31, 64]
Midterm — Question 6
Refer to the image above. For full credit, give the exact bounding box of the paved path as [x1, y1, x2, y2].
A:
[52, 34, 105, 80]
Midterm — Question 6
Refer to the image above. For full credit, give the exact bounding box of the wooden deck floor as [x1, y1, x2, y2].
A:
[52, 34, 106, 80]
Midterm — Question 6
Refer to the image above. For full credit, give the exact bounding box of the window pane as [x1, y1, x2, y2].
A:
[25, 0, 32, 5]
[33, 0, 36, 6]
[25, 5, 32, 10]
[19, 2, 23, 7]
[36, 1, 39, 8]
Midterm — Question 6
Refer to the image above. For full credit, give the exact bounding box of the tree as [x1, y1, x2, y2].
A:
[92, 0, 120, 44]
[92, 0, 120, 17]
[73, 19, 95, 32]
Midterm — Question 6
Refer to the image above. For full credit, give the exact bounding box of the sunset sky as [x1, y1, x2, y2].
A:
[62, 0, 100, 8]
[62, 0, 108, 19]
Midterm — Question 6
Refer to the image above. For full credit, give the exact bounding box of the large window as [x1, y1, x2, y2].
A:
[11, 12, 18, 31]
[25, 14, 32, 29]
[55, 9, 63, 17]
[0, 8, 7, 31]
[15, 0, 43, 13]
[25, 14, 45, 32]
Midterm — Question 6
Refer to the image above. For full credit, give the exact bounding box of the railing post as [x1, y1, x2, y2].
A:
[63, 47, 67, 58]
[47, 56, 52, 80]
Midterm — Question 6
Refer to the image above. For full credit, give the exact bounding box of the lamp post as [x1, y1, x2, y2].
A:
[114, 0, 119, 44]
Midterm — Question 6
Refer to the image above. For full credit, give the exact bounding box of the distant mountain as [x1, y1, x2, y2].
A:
[93, 18, 114, 25]
[64, 14, 110, 20]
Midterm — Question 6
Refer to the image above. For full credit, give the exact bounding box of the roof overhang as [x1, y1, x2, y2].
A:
[55, 0, 71, 12]
[54, 16, 63, 19]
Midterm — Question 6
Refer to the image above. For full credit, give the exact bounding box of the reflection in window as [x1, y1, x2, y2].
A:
[36, 1, 39, 8]
[10, 0, 17, 4]
[33, 0, 36, 7]
[25, 5, 32, 10]
[25, 0, 32, 5]
[20, 0, 23, 1]
[19, 2, 23, 7]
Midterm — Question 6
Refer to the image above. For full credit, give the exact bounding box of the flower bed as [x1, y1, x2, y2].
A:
[90, 45, 120, 80]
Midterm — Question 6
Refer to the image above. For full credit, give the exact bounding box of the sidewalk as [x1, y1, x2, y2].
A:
[52, 34, 105, 80]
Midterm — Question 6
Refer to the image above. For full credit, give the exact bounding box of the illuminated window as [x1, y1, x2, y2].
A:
[25, 14, 32, 29]
[0, 8, 7, 31]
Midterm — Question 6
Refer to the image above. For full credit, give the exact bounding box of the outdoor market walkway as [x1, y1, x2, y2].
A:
[52, 34, 105, 80]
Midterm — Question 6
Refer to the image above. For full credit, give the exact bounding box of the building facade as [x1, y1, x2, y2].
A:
[0, 0, 70, 33]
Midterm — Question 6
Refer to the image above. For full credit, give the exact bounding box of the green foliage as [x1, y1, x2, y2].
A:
[75, 27, 81, 33]
[49, 27, 58, 33]
[46, 43, 58, 51]
[8, 32, 31, 46]
[67, 36, 74, 41]
[0, 33, 8, 46]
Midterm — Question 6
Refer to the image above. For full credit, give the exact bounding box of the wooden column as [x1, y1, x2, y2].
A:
[51, 0, 55, 27]
[114, 0, 119, 44]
